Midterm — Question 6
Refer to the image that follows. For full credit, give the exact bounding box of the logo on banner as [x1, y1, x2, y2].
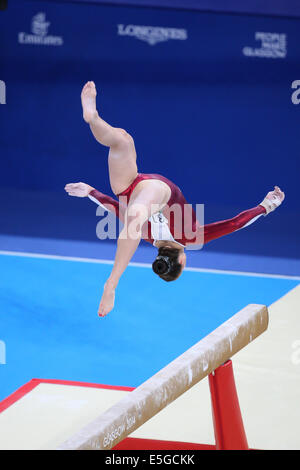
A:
[243, 32, 287, 59]
[117, 24, 188, 46]
[18, 12, 63, 46]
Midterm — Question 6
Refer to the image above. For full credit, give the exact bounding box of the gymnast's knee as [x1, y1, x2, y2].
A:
[114, 128, 134, 145]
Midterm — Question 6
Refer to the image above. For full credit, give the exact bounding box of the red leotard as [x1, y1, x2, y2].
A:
[89, 173, 266, 247]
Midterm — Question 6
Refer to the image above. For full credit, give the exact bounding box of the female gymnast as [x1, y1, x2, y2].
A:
[65, 81, 285, 317]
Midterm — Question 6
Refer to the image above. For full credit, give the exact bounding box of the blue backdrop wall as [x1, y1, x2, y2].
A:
[0, 0, 299, 256]
[30, 0, 300, 18]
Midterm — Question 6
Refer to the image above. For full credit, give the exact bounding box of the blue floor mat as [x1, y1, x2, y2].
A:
[0, 253, 298, 402]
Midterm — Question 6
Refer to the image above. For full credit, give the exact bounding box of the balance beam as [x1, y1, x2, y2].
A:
[57, 304, 268, 450]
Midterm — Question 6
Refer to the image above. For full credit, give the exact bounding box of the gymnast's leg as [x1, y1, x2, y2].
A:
[203, 186, 285, 244]
[81, 81, 138, 195]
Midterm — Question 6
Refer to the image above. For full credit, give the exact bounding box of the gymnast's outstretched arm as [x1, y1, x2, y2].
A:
[64, 182, 124, 218]
[187, 186, 285, 247]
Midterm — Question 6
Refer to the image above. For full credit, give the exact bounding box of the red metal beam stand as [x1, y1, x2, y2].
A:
[209, 359, 249, 450]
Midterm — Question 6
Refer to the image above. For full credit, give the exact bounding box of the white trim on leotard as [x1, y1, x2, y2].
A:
[150, 212, 185, 248]
[88, 195, 107, 211]
[89, 195, 185, 247]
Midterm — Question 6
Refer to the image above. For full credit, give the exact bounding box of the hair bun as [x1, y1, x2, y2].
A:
[152, 256, 171, 275]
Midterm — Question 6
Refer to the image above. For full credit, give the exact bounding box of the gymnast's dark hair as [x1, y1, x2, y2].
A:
[152, 247, 183, 282]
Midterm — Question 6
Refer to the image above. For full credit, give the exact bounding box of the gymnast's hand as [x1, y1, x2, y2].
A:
[64, 182, 94, 197]
[98, 281, 115, 317]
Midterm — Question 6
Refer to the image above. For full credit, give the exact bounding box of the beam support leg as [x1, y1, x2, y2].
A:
[209, 360, 249, 450]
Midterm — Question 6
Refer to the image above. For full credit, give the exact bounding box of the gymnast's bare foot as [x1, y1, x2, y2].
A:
[260, 186, 285, 214]
[81, 81, 98, 123]
[98, 281, 115, 317]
